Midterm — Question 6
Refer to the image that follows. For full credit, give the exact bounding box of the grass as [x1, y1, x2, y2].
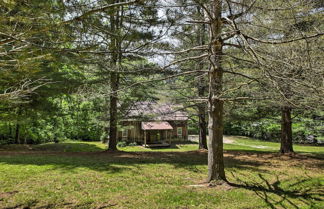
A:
[224, 136, 324, 156]
[0, 136, 323, 209]
[2, 136, 321, 155]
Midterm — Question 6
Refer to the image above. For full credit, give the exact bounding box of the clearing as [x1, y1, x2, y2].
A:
[0, 136, 323, 209]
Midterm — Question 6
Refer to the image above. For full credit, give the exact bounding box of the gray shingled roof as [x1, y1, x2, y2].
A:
[124, 101, 188, 121]
[141, 121, 173, 130]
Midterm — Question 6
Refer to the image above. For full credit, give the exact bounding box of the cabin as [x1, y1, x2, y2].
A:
[117, 101, 188, 147]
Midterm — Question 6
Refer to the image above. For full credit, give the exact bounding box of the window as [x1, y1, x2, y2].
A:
[177, 127, 182, 137]
[122, 129, 128, 138]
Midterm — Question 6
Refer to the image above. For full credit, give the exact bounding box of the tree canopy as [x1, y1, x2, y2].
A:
[0, 0, 323, 183]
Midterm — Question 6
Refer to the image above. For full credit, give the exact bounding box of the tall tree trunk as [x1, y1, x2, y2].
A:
[197, 5, 208, 150]
[198, 102, 208, 149]
[8, 122, 12, 138]
[14, 107, 22, 144]
[207, 0, 226, 183]
[14, 123, 20, 144]
[280, 106, 294, 154]
[108, 3, 121, 151]
[108, 72, 119, 150]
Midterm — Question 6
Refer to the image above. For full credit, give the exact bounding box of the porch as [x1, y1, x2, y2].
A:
[141, 121, 173, 147]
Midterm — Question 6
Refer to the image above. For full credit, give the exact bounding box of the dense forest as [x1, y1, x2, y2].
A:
[1, 0, 323, 183]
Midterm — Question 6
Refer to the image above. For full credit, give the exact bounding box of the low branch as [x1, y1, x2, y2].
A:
[113, 70, 208, 95]
[157, 45, 208, 55]
[223, 42, 242, 48]
[186, 20, 210, 24]
[223, 0, 256, 24]
[243, 33, 324, 45]
[0, 78, 54, 103]
[63, 0, 138, 23]
[163, 53, 209, 69]
[222, 97, 269, 101]
[222, 69, 260, 83]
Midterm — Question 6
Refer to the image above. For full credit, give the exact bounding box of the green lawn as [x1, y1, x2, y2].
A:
[0, 137, 323, 209]
[224, 136, 324, 156]
[2, 136, 322, 155]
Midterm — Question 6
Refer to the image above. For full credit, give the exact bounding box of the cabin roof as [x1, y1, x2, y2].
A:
[141, 121, 173, 130]
[124, 101, 188, 121]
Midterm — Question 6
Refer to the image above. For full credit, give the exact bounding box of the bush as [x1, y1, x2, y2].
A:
[224, 119, 281, 141]
[128, 142, 138, 146]
[0, 137, 14, 145]
[117, 141, 127, 147]
[100, 132, 108, 143]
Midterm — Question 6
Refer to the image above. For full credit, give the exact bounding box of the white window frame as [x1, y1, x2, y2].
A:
[177, 127, 182, 137]
[122, 129, 128, 138]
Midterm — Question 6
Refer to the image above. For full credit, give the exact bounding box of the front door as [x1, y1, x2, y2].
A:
[148, 131, 159, 143]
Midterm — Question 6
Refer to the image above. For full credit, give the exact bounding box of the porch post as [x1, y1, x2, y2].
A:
[186, 122, 188, 140]
[144, 130, 147, 147]
[133, 122, 135, 143]
[169, 130, 171, 145]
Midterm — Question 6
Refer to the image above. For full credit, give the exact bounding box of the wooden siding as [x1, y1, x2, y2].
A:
[117, 120, 188, 143]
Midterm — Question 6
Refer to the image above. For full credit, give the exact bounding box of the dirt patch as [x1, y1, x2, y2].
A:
[187, 181, 234, 191]
[223, 136, 235, 144]
[0, 191, 18, 201]
[225, 151, 324, 170]
[0, 149, 322, 171]
[189, 135, 235, 144]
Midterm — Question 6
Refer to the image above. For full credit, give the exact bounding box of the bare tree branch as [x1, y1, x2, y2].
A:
[63, 0, 138, 24]
[243, 33, 324, 45]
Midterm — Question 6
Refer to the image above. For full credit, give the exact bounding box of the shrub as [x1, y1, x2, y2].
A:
[128, 142, 138, 146]
[100, 132, 108, 143]
[117, 141, 127, 147]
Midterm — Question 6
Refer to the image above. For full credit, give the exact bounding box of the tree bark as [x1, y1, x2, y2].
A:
[14, 123, 20, 144]
[108, 72, 119, 150]
[280, 106, 294, 154]
[108, 3, 121, 151]
[14, 107, 22, 144]
[198, 102, 208, 149]
[196, 5, 208, 150]
[207, 0, 226, 183]
[8, 122, 12, 138]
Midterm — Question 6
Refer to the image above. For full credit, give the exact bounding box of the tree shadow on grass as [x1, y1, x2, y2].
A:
[34, 142, 106, 152]
[226, 148, 324, 159]
[0, 148, 322, 174]
[3, 199, 117, 209]
[144, 143, 181, 150]
[0, 150, 271, 175]
[224, 150, 324, 170]
[167, 151, 270, 173]
[0, 142, 106, 153]
[0, 150, 323, 209]
[229, 173, 323, 209]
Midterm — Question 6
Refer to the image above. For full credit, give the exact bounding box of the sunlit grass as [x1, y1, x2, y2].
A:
[227, 136, 324, 155]
[0, 148, 323, 208]
[0, 136, 323, 208]
[1, 136, 323, 158]
[1, 136, 323, 156]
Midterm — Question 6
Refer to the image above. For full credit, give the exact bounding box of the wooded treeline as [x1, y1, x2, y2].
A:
[1, 0, 323, 182]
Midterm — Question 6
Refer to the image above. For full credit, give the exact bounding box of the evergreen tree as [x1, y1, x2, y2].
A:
[64, 0, 165, 150]
[166, 0, 324, 183]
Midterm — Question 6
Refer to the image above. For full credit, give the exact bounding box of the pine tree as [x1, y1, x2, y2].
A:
[64, 0, 164, 150]
[166, 0, 324, 183]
